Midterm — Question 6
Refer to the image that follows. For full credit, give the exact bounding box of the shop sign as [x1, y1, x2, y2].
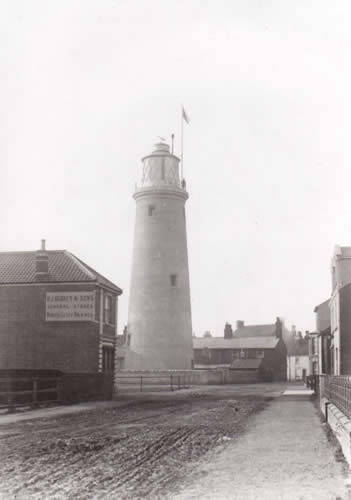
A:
[46, 292, 95, 321]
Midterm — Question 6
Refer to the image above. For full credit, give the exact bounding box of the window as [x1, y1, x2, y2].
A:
[295, 357, 300, 364]
[102, 346, 115, 373]
[170, 274, 177, 287]
[202, 347, 211, 361]
[312, 338, 317, 355]
[240, 349, 246, 359]
[256, 349, 264, 358]
[104, 295, 113, 324]
[148, 205, 155, 216]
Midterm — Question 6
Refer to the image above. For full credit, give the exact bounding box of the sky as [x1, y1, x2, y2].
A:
[1, 0, 351, 336]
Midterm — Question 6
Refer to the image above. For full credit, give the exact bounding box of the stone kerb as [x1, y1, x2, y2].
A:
[326, 403, 351, 466]
[320, 396, 330, 418]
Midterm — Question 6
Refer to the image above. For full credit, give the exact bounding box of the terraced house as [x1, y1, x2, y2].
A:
[193, 318, 288, 382]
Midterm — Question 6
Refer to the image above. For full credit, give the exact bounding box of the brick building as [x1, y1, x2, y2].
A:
[193, 318, 287, 381]
[313, 299, 331, 375]
[0, 242, 122, 373]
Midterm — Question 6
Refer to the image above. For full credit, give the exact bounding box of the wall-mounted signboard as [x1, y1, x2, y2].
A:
[46, 292, 95, 321]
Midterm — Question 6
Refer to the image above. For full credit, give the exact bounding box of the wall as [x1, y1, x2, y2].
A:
[225, 370, 259, 384]
[193, 342, 287, 381]
[287, 355, 309, 381]
[0, 284, 113, 372]
[339, 282, 351, 374]
[194, 348, 233, 366]
[62, 373, 113, 402]
[114, 368, 264, 392]
[262, 339, 287, 381]
[325, 403, 351, 467]
[330, 290, 340, 375]
[335, 249, 351, 288]
[315, 299, 330, 333]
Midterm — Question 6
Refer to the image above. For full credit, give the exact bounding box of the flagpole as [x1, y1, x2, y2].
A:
[181, 105, 184, 180]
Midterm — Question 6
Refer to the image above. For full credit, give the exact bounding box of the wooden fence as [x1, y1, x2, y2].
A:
[0, 376, 63, 412]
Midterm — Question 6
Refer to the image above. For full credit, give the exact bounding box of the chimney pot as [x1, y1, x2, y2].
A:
[224, 322, 233, 338]
[236, 320, 244, 329]
[275, 317, 282, 338]
[35, 241, 49, 281]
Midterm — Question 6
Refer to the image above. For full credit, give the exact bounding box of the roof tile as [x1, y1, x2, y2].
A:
[0, 250, 122, 294]
[193, 337, 279, 349]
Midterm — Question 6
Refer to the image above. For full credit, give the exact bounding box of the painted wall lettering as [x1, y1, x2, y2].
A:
[46, 292, 95, 321]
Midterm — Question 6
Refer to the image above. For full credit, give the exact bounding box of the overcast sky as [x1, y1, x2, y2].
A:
[1, 1, 351, 336]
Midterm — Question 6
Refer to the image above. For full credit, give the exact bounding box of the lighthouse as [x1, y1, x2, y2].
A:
[126, 141, 193, 369]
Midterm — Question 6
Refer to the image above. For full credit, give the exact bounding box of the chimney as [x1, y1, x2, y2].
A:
[35, 239, 49, 281]
[275, 317, 282, 338]
[224, 322, 233, 338]
[236, 320, 244, 329]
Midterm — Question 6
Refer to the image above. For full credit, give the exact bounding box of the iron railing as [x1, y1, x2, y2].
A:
[319, 375, 351, 420]
[115, 373, 190, 393]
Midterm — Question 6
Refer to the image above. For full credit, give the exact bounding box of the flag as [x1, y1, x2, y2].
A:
[182, 106, 190, 124]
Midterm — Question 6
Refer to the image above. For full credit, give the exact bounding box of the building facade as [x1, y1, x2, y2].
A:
[0, 242, 122, 373]
[193, 319, 287, 381]
[286, 333, 309, 381]
[126, 142, 193, 369]
[313, 299, 331, 375]
[330, 246, 351, 374]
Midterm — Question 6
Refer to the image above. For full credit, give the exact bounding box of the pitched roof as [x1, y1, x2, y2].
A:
[313, 298, 330, 313]
[235, 324, 276, 337]
[231, 359, 263, 370]
[193, 336, 279, 350]
[0, 250, 122, 293]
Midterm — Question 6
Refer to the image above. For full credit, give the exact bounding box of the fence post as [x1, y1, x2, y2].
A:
[140, 376, 143, 393]
[32, 379, 38, 408]
[178, 375, 180, 390]
[170, 374, 173, 391]
[7, 379, 15, 413]
[57, 377, 64, 403]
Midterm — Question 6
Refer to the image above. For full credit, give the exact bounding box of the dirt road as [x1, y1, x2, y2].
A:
[0, 384, 348, 499]
[0, 386, 277, 499]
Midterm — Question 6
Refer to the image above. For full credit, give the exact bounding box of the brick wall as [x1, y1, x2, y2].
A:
[262, 338, 287, 381]
[0, 283, 112, 372]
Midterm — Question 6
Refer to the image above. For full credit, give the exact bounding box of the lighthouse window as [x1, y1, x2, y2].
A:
[148, 205, 155, 216]
[170, 274, 177, 287]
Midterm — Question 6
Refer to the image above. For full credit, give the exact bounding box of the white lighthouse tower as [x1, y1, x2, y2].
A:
[126, 141, 193, 369]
